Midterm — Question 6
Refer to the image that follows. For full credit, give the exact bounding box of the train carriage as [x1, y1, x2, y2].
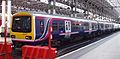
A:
[10, 12, 120, 48]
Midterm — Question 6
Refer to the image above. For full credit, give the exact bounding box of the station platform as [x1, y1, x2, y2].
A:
[56, 31, 120, 59]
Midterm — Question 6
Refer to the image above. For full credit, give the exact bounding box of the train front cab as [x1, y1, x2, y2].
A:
[10, 12, 35, 47]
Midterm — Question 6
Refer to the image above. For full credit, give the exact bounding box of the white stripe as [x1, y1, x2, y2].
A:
[59, 32, 79, 35]
[12, 39, 34, 42]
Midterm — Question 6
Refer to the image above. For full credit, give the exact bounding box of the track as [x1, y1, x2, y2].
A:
[12, 48, 22, 59]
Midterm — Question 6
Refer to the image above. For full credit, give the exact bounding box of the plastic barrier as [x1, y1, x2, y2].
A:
[0, 20, 2, 26]
[0, 43, 12, 59]
[22, 45, 57, 59]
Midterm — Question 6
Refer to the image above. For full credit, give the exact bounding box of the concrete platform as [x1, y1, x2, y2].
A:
[56, 31, 120, 59]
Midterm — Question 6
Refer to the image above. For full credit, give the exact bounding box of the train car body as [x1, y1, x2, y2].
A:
[10, 12, 120, 47]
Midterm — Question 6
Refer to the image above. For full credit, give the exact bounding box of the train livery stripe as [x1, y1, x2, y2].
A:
[59, 32, 79, 35]
[84, 30, 97, 32]
[33, 16, 36, 39]
[12, 39, 34, 42]
[35, 19, 51, 41]
[12, 17, 51, 42]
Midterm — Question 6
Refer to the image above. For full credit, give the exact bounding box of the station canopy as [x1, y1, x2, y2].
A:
[107, 0, 120, 17]
[0, 0, 119, 20]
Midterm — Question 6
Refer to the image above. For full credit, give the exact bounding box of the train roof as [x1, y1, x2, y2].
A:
[13, 12, 97, 23]
[33, 13, 97, 23]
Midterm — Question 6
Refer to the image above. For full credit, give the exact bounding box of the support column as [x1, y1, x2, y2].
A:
[7, 0, 11, 28]
[7, 0, 11, 29]
[53, 0, 56, 14]
[48, 0, 52, 14]
[74, 0, 78, 17]
[1, 0, 6, 35]
[71, 0, 74, 17]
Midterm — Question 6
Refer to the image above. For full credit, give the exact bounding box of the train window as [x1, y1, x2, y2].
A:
[59, 22, 64, 31]
[96, 24, 98, 29]
[92, 24, 94, 30]
[105, 24, 109, 29]
[35, 17, 46, 39]
[39, 20, 44, 33]
[71, 21, 81, 31]
[12, 16, 31, 33]
[79, 22, 84, 30]
[83, 22, 89, 30]
[52, 22, 58, 31]
[101, 24, 104, 29]
[92, 23, 97, 30]
[79, 25, 84, 30]
[71, 22, 75, 31]
[76, 24, 80, 30]
[52, 20, 65, 32]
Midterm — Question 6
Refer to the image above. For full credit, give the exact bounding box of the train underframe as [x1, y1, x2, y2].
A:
[12, 29, 120, 48]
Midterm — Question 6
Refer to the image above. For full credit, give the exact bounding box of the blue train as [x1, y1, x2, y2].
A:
[10, 12, 120, 47]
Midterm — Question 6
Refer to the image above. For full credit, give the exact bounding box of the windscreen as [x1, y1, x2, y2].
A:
[12, 16, 31, 33]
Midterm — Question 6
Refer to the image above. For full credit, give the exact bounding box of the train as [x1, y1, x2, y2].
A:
[10, 12, 120, 48]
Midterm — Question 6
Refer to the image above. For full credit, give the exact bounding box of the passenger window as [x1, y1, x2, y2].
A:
[92, 23, 96, 30]
[59, 22, 64, 30]
[100, 24, 104, 29]
[52, 20, 65, 32]
[84, 22, 89, 30]
[40, 20, 44, 33]
[52, 22, 58, 32]
[79, 22, 83, 30]
[71, 22, 75, 31]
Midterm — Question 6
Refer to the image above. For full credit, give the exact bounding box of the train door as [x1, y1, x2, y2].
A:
[65, 20, 71, 38]
[89, 22, 92, 34]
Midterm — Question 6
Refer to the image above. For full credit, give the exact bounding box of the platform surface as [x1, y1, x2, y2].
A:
[56, 31, 120, 59]
[77, 31, 120, 59]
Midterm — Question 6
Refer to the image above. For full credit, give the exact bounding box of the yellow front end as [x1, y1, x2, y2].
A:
[10, 12, 35, 41]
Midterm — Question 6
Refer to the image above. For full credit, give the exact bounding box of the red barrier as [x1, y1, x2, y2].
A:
[0, 20, 2, 26]
[22, 45, 57, 59]
[22, 24, 57, 59]
[0, 43, 12, 59]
